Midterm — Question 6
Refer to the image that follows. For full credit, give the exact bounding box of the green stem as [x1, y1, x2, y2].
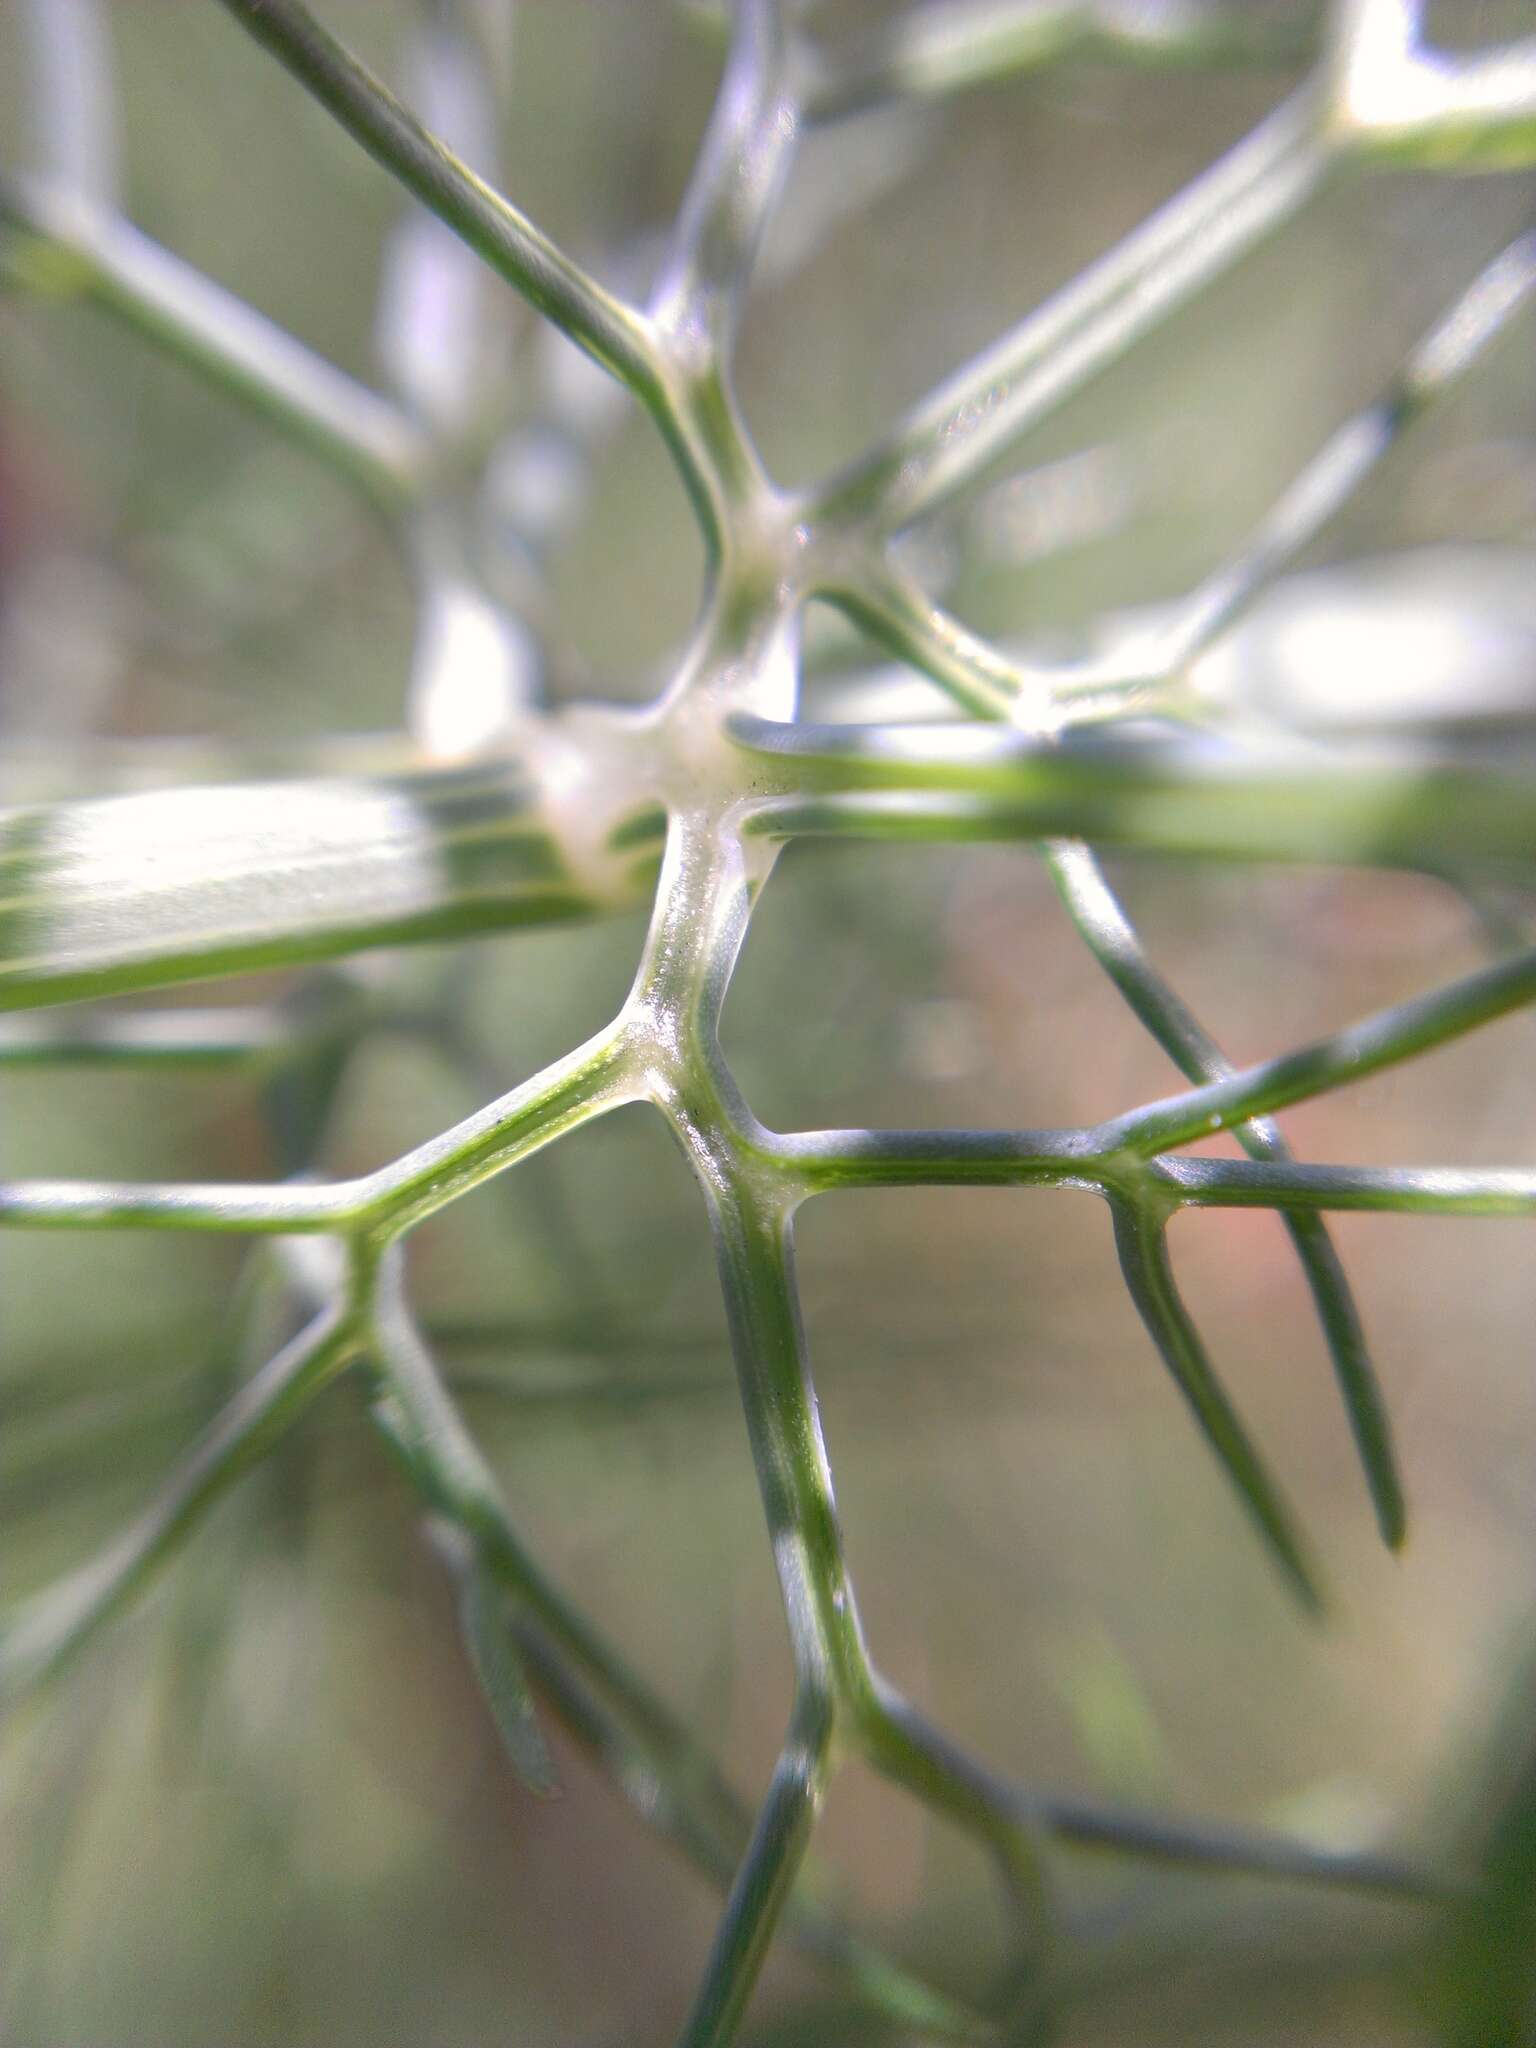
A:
[704, 1185, 862, 1692]
[1154, 1158, 1536, 1218]
[1045, 840, 1402, 1549]
[207, 0, 739, 538]
[0, 176, 425, 509]
[211, 0, 654, 396]
[365, 1023, 635, 1234]
[1145, 232, 1536, 679]
[1110, 945, 1536, 1156]
[0, 1304, 359, 1699]
[811, 90, 1327, 531]
[516, 1628, 989, 2042]
[817, 560, 1038, 719]
[782, 1129, 1536, 1220]
[866, 1683, 1441, 1897]
[778, 1123, 1085, 1194]
[808, 0, 1319, 121]
[678, 1692, 836, 2048]
[733, 717, 1536, 872]
[1109, 1195, 1322, 1611]
[650, 0, 799, 361]
[368, 1259, 979, 2041]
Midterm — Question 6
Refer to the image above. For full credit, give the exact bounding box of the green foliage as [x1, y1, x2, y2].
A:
[2, 1, 1535, 2041]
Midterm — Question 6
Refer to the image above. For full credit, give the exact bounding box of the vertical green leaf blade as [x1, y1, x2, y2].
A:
[1111, 1198, 1322, 1613]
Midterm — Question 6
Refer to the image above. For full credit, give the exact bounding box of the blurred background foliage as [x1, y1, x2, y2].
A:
[0, 1, 1535, 2042]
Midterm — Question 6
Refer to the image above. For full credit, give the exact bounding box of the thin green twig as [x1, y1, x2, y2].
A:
[1109, 1194, 1321, 1609]
[0, 1302, 360, 1700]
[1044, 841, 1402, 1547]
[732, 715, 1536, 871]
[808, 0, 1321, 121]
[212, 0, 655, 398]
[207, 0, 752, 541]
[0, 177, 427, 508]
[651, 0, 801, 362]
[811, 91, 1327, 532]
[1109, 944, 1536, 1157]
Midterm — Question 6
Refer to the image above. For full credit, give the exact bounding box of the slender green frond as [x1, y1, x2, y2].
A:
[0, 1306, 358, 1702]
[1045, 840, 1403, 1547]
[212, 0, 659, 399]
[0, 176, 427, 507]
[812, 93, 1326, 532]
[1109, 1197, 1322, 1610]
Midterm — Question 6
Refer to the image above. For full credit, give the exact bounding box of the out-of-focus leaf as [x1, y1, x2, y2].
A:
[0, 762, 663, 1009]
[457, 1553, 559, 1798]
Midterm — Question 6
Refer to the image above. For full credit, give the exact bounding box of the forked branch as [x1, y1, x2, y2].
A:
[6, 2, 1534, 2041]
[1045, 840, 1402, 1547]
